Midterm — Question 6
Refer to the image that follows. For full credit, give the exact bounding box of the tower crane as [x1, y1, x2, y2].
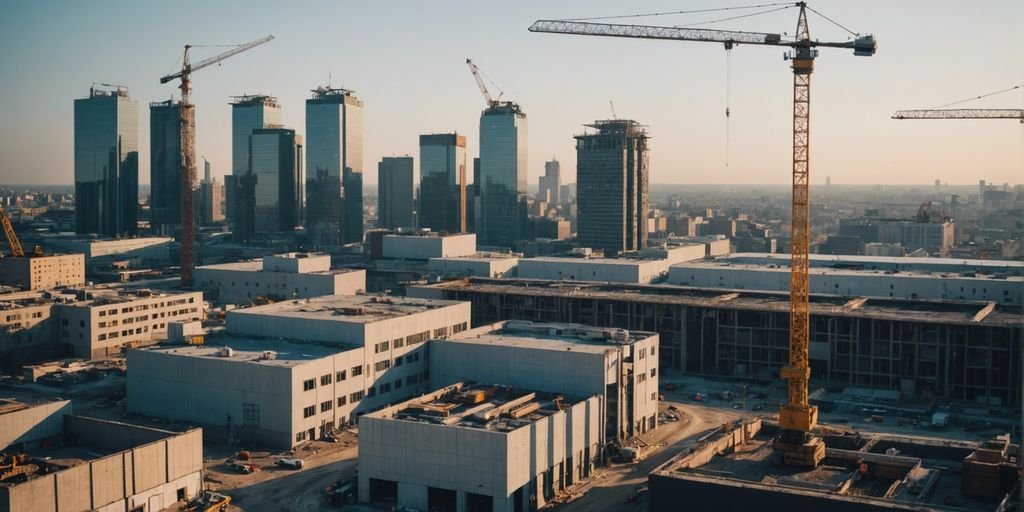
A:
[892, 109, 1023, 122]
[465, 58, 506, 108]
[0, 205, 24, 258]
[529, 2, 876, 467]
[160, 35, 274, 288]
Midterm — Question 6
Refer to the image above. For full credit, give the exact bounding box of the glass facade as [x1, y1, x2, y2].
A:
[149, 99, 181, 234]
[229, 96, 281, 235]
[479, 103, 527, 247]
[249, 128, 304, 233]
[377, 156, 415, 229]
[74, 87, 138, 236]
[419, 134, 467, 233]
[305, 88, 363, 245]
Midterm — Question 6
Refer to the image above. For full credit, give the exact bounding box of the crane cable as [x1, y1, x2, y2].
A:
[934, 84, 1022, 108]
[564, 2, 795, 22]
[725, 47, 732, 167]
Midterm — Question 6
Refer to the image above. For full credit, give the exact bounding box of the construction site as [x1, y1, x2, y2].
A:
[649, 418, 1020, 511]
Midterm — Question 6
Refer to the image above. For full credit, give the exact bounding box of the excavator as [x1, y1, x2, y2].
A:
[0, 204, 43, 258]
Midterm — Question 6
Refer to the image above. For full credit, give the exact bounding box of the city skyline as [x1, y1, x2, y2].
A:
[1, 0, 1022, 188]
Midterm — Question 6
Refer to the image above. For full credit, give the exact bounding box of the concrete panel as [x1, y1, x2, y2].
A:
[3, 474, 57, 512]
[0, 399, 71, 450]
[166, 429, 203, 481]
[55, 463, 92, 512]
[90, 453, 127, 507]
[132, 441, 168, 493]
[67, 415, 173, 452]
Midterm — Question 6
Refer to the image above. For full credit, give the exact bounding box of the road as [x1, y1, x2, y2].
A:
[560, 402, 741, 512]
[227, 456, 357, 512]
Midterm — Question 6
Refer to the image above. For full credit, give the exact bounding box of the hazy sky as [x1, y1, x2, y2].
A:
[1, 0, 1021, 187]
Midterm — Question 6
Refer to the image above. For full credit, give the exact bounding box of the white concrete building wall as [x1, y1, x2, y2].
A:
[194, 266, 365, 305]
[0, 254, 85, 291]
[667, 264, 1023, 304]
[638, 243, 705, 264]
[0, 399, 71, 449]
[358, 393, 602, 512]
[262, 253, 331, 273]
[382, 234, 477, 260]
[517, 258, 669, 284]
[57, 291, 204, 358]
[428, 256, 520, 278]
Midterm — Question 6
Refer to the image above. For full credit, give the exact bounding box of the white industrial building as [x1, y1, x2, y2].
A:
[428, 254, 520, 278]
[669, 255, 1024, 304]
[128, 295, 470, 448]
[1, 399, 203, 512]
[431, 320, 660, 442]
[359, 382, 603, 512]
[44, 236, 173, 268]
[0, 292, 61, 367]
[382, 233, 476, 260]
[648, 235, 731, 258]
[0, 253, 85, 291]
[55, 288, 204, 358]
[194, 253, 365, 305]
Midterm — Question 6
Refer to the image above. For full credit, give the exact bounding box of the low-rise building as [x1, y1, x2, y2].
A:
[0, 254, 85, 291]
[0, 410, 203, 512]
[44, 236, 173, 269]
[359, 382, 603, 512]
[194, 253, 365, 305]
[55, 288, 204, 358]
[0, 292, 61, 367]
[382, 232, 476, 260]
[428, 254, 519, 279]
[516, 255, 680, 284]
[0, 394, 71, 450]
[432, 320, 659, 442]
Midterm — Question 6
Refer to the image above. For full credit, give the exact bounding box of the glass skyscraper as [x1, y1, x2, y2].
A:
[305, 87, 363, 245]
[74, 85, 138, 236]
[377, 156, 415, 229]
[479, 103, 527, 247]
[575, 119, 650, 256]
[149, 99, 181, 235]
[228, 95, 282, 236]
[249, 128, 304, 234]
[419, 133, 467, 234]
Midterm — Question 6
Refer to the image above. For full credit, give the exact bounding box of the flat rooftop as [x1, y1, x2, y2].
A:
[375, 382, 588, 433]
[725, 252, 1024, 273]
[0, 393, 68, 416]
[59, 287, 197, 307]
[230, 294, 464, 324]
[673, 260, 1024, 282]
[430, 254, 520, 263]
[418, 278, 1022, 327]
[135, 333, 359, 367]
[450, 320, 655, 353]
[521, 256, 663, 266]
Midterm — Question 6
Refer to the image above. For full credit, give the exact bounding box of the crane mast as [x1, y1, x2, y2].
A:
[529, 1, 875, 467]
[0, 205, 24, 258]
[160, 35, 273, 288]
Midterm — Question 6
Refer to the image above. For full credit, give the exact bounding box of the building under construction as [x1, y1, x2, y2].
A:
[409, 278, 1022, 406]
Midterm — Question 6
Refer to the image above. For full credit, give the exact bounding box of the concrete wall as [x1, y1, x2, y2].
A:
[517, 258, 668, 284]
[262, 253, 330, 273]
[194, 266, 366, 305]
[358, 395, 602, 512]
[0, 254, 85, 291]
[1, 423, 202, 512]
[0, 399, 71, 449]
[0, 301, 60, 368]
[667, 263, 1023, 304]
[428, 257, 520, 278]
[383, 234, 476, 260]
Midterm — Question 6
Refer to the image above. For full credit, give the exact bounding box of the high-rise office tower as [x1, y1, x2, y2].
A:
[227, 95, 282, 235]
[149, 99, 181, 235]
[235, 128, 303, 241]
[74, 85, 138, 236]
[199, 158, 224, 225]
[539, 158, 561, 204]
[419, 134, 467, 233]
[479, 103, 527, 246]
[377, 156, 415, 229]
[575, 119, 649, 256]
[305, 87, 364, 245]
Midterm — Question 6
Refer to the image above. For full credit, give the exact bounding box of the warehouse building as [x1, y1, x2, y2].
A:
[432, 320, 659, 442]
[0, 253, 85, 291]
[359, 382, 603, 512]
[128, 295, 470, 448]
[0, 292, 61, 367]
[409, 278, 1022, 406]
[43, 236, 174, 269]
[516, 244, 705, 285]
[381, 232, 476, 260]
[428, 253, 520, 279]
[194, 253, 365, 305]
[55, 288, 203, 358]
[1, 405, 203, 512]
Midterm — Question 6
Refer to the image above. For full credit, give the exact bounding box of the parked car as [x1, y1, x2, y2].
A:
[229, 463, 257, 474]
[276, 458, 304, 470]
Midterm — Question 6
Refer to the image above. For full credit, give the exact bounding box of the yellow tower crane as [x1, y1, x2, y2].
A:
[529, 1, 876, 467]
[0, 205, 25, 257]
[160, 35, 274, 288]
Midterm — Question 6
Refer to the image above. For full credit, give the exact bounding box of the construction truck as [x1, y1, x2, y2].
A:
[185, 491, 231, 512]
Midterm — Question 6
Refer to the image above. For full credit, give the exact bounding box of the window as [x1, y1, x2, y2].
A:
[367, 387, 376, 398]
[394, 379, 402, 390]
[392, 337, 404, 348]
[303, 379, 315, 391]
[352, 366, 363, 377]
[651, 368, 657, 377]
[380, 382, 391, 394]
[337, 396, 347, 407]
[394, 357, 403, 367]
[243, 403, 260, 427]
[405, 352, 420, 364]
[650, 346, 656, 356]
[651, 392, 657, 401]
[406, 331, 429, 345]
[296, 431, 307, 442]
[452, 322, 468, 334]
[432, 327, 447, 338]
[321, 374, 332, 386]
[303, 405, 316, 418]
[349, 390, 365, 402]
[374, 360, 391, 372]
[336, 370, 347, 381]
[98, 334, 107, 341]
[321, 400, 333, 412]
[374, 341, 389, 353]
[639, 348, 646, 360]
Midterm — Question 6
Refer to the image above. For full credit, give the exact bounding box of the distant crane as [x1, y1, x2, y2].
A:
[529, 2, 876, 467]
[893, 84, 1023, 123]
[465, 58, 506, 108]
[160, 35, 274, 288]
[0, 205, 42, 258]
